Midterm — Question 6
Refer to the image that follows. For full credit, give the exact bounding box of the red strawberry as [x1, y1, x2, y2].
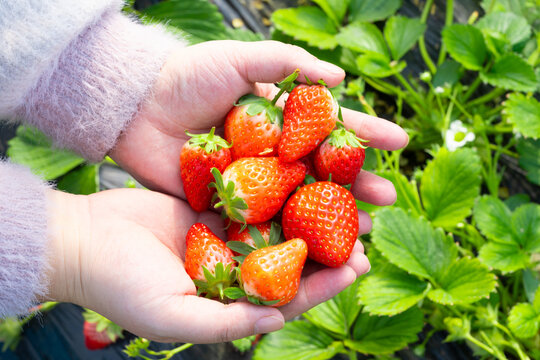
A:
[82, 309, 123, 350]
[238, 238, 308, 307]
[210, 157, 306, 224]
[282, 181, 359, 267]
[227, 221, 273, 251]
[279, 82, 338, 162]
[313, 128, 367, 185]
[180, 127, 231, 212]
[185, 223, 236, 300]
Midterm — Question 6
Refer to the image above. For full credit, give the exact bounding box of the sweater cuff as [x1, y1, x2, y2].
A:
[0, 161, 50, 318]
[18, 11, 184, 162]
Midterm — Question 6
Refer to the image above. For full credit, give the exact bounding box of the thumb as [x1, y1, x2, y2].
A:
[228, 40, 345, 87]
[154, 295, 285, 344]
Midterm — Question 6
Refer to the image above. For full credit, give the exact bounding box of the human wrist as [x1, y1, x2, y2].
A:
[43, 190, 90, 306]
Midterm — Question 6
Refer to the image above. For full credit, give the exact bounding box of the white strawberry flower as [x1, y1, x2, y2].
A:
[445, 120, 475, 151]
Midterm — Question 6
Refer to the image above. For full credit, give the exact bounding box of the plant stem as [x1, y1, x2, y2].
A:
[437, 0, 454, 66]
[419, 0, 436, 73]
[348, 349, 358, 360]
[358, 94, 377, 117]
[488, 144, 518, 158]
[465, 334, 497, 357]
[394, 73, 425, 110]
[467, 88, 506, 108]
[479, 331, 508, 360]
[165, 343, 194, 359]
[463, 76, 482, 102]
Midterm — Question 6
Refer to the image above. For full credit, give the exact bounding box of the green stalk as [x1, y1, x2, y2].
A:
[348, 349, 358, 360]
[465, 334, 497, 356]
[463, 76, 482, 102]
[467, 88, 506, 108]
[395, 73, 425, 107]
[164, 343, 194, 359]
[488, 144, 518, 158]
[437, 0, 454, 66]
[479, 331, 508, 360]
[358, 94, 377, 117]
[419, 0, 436, 73]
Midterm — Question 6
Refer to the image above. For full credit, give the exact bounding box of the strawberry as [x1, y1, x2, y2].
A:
[82, 309, 123, 350]
[180, 127, 231, 212]
[210, 157, 306, 224]
[227, 221, 273, 251]
[313, 127, 367, 185]
[279, 81, 339, 162]
[282, 181, 359, 267]
[185, 223, 236, 300]
[227, 221, 283, 262]
[227, 238, 308, 307]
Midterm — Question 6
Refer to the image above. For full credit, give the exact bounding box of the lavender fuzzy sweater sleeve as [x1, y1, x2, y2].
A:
[0, 0, 184, 317]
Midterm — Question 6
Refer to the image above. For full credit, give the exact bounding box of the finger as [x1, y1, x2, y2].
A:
[346, 241, 371, 277]
[342, 107, 409, 150]
[154, 296, 284, 343]
[358, 210, 373, 235]
[351, 170, 397, 206]
[230, 40, 345, 87]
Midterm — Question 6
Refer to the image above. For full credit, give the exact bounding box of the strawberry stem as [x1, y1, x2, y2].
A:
[271, 69, 300, 106]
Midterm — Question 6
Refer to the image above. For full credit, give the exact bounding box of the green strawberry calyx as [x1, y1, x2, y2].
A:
[82, 309, 124, 342]
[209, 168, 249, 226]
[227, 222, 283, 264]
[185, 127, 231, 154]
[327, 127, 369, 149]
[193, 262, 237, 301]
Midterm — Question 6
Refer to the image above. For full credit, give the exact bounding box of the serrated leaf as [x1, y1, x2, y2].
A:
[442, 24, 487, 70]
[372, 207, 458, 281]
[504, 194, 531, 212]
[349, 0, 401, 22]
[252, 321, 343, 360]
[313, 0, 350, 26]
[223, 28, 264, 42]
[516, 138, 540, 185]
[508, 303, 540, 339]
[432, 60, 463, 88]
[7, 126, 85, 180]
[427, 258, 496, 305]
[480, 0, 540, 27]
[271, 7, 338, 50]
[142, 0, 227, 43]
[384, 16, 426, 60]
[476, 12, 531, 46]
[473, 196, 514, 243]
[480, 54, 537, 92]
[304, 279, 361, 337]
[512, 203, 540, 252]
[57, 164, 100, 195]
[420, 148, 481, 229]
[504, 93, 540, 139]
[336, 22, 389, 58]
[356, 53, 405, 78]
[479, 241, 530, 272]
[346, 307, 423, 355]
[377, 170, 423, 217]
[358, 262, 429, 316]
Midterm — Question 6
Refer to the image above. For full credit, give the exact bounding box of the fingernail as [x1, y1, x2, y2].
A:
[254, 316, 284, 334]
[317, 60, 343, 75]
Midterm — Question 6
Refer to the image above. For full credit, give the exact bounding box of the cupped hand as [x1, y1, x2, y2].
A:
[45, 188, 369, 343]
[109, 40, 409, 210]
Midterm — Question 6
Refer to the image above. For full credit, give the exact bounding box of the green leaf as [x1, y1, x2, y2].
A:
[358, 262, 429, 315]
[508, 303, 540, 339]
[372, 207, 458, 281]
[377, 170, 423, 217]
[432, 60, 463, 88]
[345, 308, 423, 355]
[512, 203, 540, 252]
[252, 321, 343, 360]
[504, 93, 540, 139]
[480, 54, 537, 92]
[523, 269, 540, 304]
[420, 148, 482, 229]
[232, 335, 257, 353]
[57, 165, 100, 195]
[442, 24, 487, 70]
[142, 0, 227, 43]
[476, 12, 531, 46]
[384, 16, 426, 60]
[313, 0, 350, 26]
[480, 0, 540, 26]
[473, 196, 514, 243]
[427, 258, 496, 305]
[356, 53, 405, 78]
[336, 22, 389, 58]
[349, 0, 401, 22]
[516, 138, 540, 185]
[479, 241, 530, 272]
[304, 279, 361, 338]
[223, 28, 264, 42]
[505, 194, 531, 212]
[271, 7, 338, 50]
[7, 126, 85, 180]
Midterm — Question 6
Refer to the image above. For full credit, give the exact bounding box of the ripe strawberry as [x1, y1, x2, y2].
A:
[279, 82, 338, 162]
[82, 309, 123, 350]
[180, 127, 232, 212]
[232, 238, 308, 307]
[282, 181, 359, 267]
[210, 157, 306, 224]
[185, 223, 236, 300]
[227, 221, 273, 251]
[313, 128, 367, 185]
[227, 221, 283, 262]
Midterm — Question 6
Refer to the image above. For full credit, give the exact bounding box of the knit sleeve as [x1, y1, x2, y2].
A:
[0, 160, 51, 318]
[1, 1, 184, 162]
